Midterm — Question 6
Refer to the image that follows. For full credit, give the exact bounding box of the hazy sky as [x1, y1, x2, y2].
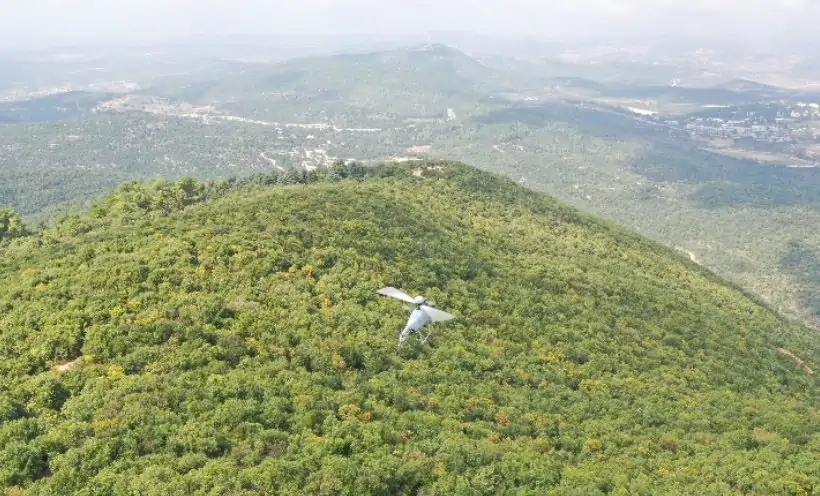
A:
[1, 0, 818, 47]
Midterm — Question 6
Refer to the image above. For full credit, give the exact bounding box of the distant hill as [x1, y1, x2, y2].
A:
[601, 85, 760, 105]
[593, 77, 820, 106]
[147, 44, 506, 122]
[714, 78, 788, 98]
[0, 162, 816, 494]
[539, 77, 792, 106]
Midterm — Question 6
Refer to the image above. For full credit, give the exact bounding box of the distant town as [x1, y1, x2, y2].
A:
[626, 101, 820, 164]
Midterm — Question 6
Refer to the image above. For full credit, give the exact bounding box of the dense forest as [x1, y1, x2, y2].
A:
[7, 84, 820, 329]
[4, 47, 820, 333]
[147, 44, 506, 123]
[0, 92, 111, 124]
[438, 103, 820, 326]
[0, 113, 295, 216]
[0, 161, 817, 494]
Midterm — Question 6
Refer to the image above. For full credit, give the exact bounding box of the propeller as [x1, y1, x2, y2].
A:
[377, 287, 417, 304]
[420, 305, 455, 322]
[378, 287, 455, 322]
[378, 287, 457, 346]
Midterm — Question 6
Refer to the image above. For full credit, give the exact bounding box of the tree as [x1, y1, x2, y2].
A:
[0, 208, 27, 240]
[325, 168, 343, 183]
[278, 168, 306, 185]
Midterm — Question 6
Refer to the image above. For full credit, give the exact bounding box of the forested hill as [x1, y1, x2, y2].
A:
[0, 161, 817, 495]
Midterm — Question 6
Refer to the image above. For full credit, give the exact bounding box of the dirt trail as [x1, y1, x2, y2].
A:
[52, 357, 83, 373]
[675, 246, 701, 265]
[778, 348, 814, 375]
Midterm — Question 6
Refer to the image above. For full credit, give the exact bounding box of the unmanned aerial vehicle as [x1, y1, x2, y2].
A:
[377, 287, 456, 345]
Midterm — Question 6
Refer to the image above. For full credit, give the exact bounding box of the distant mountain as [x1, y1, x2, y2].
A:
[712, 78, 791, 100]
[515, 76, 786, 106]
[601, 84, 760, 105]
[715, 78, 784, 93]
[586, 77, 816, 105]
[147, 44, 506, 121]
[0, 162, 816, 494]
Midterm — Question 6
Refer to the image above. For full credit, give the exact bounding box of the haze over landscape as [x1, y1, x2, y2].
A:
[4, 0, 820, 46]
[0, 2, 818, 494]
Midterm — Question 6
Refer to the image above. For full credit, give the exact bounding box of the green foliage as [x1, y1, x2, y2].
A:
[0, 91, 112, 124]
[89, 177, 222, 221]
[0, 113, 297, 216]
[5, 47, 820, 330]
[0, 208, 27, 241]
[0, 161, 817, 494]
[154, 44, 505, 123]
[440, 103, 820, 324]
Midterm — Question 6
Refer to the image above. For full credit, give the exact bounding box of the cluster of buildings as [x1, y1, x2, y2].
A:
[660, 102, 820, 147]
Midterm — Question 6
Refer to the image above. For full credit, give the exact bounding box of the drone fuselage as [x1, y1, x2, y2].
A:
[376, 287, 453, 345]
[399, 307, 432, 344]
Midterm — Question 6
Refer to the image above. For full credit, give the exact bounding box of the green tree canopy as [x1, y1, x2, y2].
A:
[0, 162, 817, 495]
[0, 208, 27, 241]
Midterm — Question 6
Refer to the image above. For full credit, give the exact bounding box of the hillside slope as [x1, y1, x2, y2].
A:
[149, 44, 504, 123]
[7, 46, 820, 329]
[438, 101, 820, 326]
[0, 162, 817, 495]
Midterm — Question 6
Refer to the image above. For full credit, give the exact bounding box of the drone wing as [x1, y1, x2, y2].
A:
[420, 305, 456, 322]
[377, 287, 416, 304]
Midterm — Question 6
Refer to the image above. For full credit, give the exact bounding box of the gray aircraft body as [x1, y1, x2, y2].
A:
[377, 287, 456, 345]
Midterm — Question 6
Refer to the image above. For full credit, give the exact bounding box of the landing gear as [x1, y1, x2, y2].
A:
[397, 329, 433, 349]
